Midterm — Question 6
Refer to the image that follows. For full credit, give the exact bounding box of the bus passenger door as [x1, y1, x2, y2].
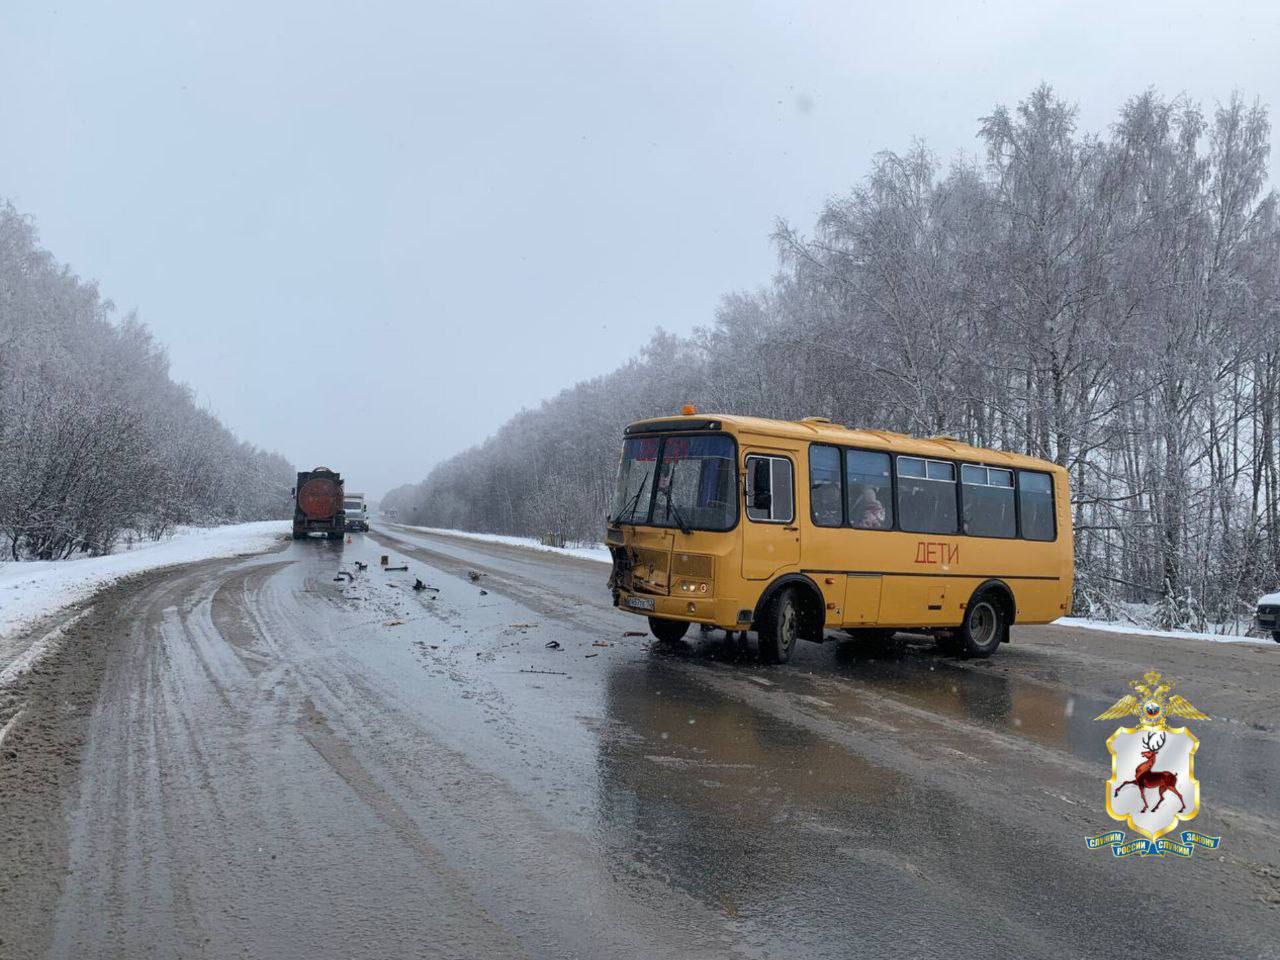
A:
[741, 452, 800, 580]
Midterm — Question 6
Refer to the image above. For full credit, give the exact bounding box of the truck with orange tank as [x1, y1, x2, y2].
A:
[291, 467, 346, 540]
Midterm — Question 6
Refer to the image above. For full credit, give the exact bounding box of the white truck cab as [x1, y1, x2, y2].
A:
[343, 493, 369, 532]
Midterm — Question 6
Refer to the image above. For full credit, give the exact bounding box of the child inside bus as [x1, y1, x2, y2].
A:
[851, 485, 887, 528]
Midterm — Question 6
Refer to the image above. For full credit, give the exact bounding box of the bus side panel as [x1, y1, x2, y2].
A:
[808, 573, 847, 623]
[841, 575, 882, 625]
[1009, 577, 1062, 624]
[878, 575, 949, 627]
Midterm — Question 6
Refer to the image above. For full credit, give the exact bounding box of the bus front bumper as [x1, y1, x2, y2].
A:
[614, 590, 746, 629]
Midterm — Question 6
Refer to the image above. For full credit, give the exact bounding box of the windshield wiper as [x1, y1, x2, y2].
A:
[659, 462, 692, 534]
[610, 476, 649, 525]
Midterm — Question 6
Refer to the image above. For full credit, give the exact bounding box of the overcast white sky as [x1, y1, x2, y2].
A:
[2, 1, 1277, 496]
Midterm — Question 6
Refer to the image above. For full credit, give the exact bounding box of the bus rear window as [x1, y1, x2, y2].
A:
[1018, 470, 1056, 541]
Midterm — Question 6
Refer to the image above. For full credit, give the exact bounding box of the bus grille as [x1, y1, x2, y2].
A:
[630, 547, 671, 595]
[672, 553, 713, 580]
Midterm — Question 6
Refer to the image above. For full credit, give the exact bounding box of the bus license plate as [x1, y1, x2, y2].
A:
[626, 596, 655, 611]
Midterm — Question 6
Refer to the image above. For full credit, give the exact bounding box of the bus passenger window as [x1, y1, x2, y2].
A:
[746, 455, 794, 523]
[809, 445, 843, 526]
[897, 456, 957, 534]
[961, 464, 1016, 538]
[846, 450, 892, 529]
[1018, 470, 1056, 541]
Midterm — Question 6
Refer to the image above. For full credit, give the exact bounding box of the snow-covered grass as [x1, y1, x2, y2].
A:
[390, 524, 612, 564]
[1053, 597, 1275, 645]
[1051, 617, 1274, 646]
[0, 521, 289, 652]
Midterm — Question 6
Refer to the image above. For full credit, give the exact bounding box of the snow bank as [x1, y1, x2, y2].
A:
[1051, 617, 1273, 646]
[0, 521, 289, 650]
[392, 524, 612, 564]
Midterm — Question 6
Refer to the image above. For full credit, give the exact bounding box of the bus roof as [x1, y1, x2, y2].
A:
[624, 413, 1065, 473]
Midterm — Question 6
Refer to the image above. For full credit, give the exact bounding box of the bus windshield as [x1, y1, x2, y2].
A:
[611, 434, 736, 531]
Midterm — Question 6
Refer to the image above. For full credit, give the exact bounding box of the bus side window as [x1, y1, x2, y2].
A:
[847, 450, 893, 529]
[897, 456, 957, 534]
[809, 445, 843, 526]
[961, 464, 1016, 537]
[746, 455, 794, 523]
[1018, 470, 1056, 540]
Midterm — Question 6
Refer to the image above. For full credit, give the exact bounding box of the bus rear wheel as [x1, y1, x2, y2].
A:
[959, 593, 1005, 657]
[648, 617, 689, 644]
[758, 588, 799, 664]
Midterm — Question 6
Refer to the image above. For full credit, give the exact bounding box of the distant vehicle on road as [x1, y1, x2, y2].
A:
[344, 493, 370, 532]
[1255, 591, 1280, 642]
[291, 467, 346, 540]
[607, 409, 1073, 663]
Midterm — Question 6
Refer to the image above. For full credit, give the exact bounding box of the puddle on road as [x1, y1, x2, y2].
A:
[824, 638, 1280, 820]
[628, 629, 1280, 821]
[594, 658, 982, 937]
[588, 656, 1249, 959]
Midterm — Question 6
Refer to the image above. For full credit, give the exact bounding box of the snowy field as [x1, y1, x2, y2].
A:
[0, 521, 289, 664]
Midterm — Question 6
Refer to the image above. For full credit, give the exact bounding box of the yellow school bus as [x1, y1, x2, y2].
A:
[606, 410, 1072, 662]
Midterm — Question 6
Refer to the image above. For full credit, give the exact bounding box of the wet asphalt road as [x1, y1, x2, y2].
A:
[3, 523, 1279, 959]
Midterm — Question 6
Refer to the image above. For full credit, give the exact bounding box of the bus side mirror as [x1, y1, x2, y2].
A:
[290, 488, 295, 497]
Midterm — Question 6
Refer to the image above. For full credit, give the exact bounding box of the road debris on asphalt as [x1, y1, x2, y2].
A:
[545, 640, 561, 650]
[384, 565, 409, 572]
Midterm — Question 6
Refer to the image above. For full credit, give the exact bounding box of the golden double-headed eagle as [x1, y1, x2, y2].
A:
[1094, 670, 1209, 728]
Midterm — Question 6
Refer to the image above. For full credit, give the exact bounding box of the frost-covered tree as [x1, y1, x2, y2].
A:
[0, 202, 294, 559]
[381, 86, 1280, 631]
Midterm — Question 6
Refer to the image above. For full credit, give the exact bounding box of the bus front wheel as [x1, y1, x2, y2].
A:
[648, 617, 689, 644]
[959, 593, 1005, 657]
[758, 588, 799, 664]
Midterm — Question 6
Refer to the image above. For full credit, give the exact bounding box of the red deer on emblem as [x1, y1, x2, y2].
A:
[1113, 732, 1187, 813]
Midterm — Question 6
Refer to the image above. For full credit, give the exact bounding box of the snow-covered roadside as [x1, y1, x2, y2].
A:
[1050, 616, 1273, 646]
[391, 523, 612, 563]
[0, 521, 289, 659]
